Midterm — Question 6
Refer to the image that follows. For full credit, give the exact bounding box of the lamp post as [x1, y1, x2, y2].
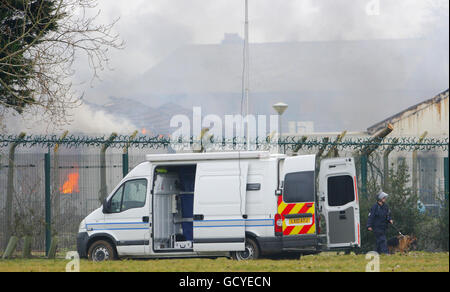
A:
[273, 102, 288, 153]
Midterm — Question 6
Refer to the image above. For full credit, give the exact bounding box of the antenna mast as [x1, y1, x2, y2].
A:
[244, 0, 250, 150]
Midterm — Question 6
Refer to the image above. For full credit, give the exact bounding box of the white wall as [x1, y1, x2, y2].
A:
[391, 92, 449, 137]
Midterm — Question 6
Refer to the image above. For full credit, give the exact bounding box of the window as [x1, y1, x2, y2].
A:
[122, 179, 147, 211]
[110, 185, 124, 213]
[108, 179, 147, 213]
[327, 175, 355, 207]
[283, 171, 315, 203]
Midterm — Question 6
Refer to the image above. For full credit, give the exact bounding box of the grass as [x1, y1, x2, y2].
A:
[0, 252, 448, 272]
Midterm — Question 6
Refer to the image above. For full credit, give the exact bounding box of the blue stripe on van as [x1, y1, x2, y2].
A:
[87, 222, 147, 226]
[87, 219, 274, 230]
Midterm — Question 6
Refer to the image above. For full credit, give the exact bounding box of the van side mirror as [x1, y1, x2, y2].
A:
[102, 199, 111, 214]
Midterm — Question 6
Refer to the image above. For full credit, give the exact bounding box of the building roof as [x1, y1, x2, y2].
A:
[129, 38, 448, 132]
[138, 38, 443, 94]
[367, 89, 449, 135]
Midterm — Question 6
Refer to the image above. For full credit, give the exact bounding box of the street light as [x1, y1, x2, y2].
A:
[273, 102, 288, 153]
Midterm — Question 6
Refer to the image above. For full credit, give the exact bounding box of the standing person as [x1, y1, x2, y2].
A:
[367, 192, 394, 254]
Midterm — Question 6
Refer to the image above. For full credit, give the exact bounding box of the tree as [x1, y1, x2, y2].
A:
[0, 0, 123, 125]
[359, 159, 431, 253]
[382, 160, 423, 238]
[0, 0, 59, 111]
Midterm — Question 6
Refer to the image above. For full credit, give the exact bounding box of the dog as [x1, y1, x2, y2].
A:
[387, 235, 417, 254]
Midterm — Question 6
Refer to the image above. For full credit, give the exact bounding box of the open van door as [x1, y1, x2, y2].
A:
[193, 161, 248, 252]
[319, 158, 361, 249]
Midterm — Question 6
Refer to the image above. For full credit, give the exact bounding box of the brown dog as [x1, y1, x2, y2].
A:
[387, 235, 417, 254]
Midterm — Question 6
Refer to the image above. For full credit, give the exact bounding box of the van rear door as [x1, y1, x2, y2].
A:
[319, 158, 361, 249]
[279, 155, 317, 237]
[193, 161, 248, 252]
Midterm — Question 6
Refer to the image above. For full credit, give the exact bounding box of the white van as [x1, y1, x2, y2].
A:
[77, 152, 360, 261]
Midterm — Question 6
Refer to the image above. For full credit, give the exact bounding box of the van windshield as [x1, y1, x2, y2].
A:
[283, 171, 315, 203]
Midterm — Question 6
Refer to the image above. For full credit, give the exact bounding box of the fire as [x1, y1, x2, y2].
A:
[60, 172, 80, 194]
[142, 128, 148, 135]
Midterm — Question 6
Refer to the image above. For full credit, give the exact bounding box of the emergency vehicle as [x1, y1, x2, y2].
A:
[77, 151, 360, 261]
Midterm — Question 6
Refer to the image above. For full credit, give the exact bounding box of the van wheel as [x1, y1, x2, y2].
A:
[231, 238, 260, 261]
[88, 240, 117, 262]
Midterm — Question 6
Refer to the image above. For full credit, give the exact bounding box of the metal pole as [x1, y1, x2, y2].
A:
[45, 150, 51, 256]
[361, 155, 368, 196]
[122, 152, 129, 178]
[278, 113, 282, 153]
[245, 0, 250, 150]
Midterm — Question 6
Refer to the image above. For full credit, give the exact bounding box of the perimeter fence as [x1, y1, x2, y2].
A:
[0, 133, 448, 255]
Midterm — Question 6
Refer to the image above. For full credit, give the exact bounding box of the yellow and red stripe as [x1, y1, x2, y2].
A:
[277, 196, 316, 236]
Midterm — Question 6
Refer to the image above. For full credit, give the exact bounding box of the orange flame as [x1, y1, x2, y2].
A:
[60, 172, 80, 194]
[142, 128, 148, 135]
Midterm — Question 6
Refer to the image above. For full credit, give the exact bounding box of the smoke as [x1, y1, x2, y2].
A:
[252, 0, 446, 41]
[3, 103, 138, 135]
[72, 0, 448, 132]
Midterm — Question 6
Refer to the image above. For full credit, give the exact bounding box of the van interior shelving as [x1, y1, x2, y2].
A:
[153, 165, 197, 252]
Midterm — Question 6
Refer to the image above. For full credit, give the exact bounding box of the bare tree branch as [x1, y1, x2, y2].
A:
[1, 0, 124, 127]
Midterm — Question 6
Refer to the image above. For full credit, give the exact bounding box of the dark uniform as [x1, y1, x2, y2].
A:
[367, 203, 392, 254]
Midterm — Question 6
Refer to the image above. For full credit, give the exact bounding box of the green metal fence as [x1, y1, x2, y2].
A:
[0, 134, 448, 255]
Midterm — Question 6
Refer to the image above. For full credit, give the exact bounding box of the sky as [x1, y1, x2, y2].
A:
[78, 0, 448, 82]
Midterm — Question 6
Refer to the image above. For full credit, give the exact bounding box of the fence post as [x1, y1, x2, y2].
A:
[45, 150, 51, 256]
[4, 132, 26, 250]
[361, 154, 368, 196]
[99, 133, 118, 203]
[122, 152, 129, 178]
[47, 236, 58, 259]
[326, 131, 347, 158]
[122, 131, 138, 177]
[2, 236, 19, 259]
[292, 136, 308, 156]
[383, 138, 399, 190]
[22, 236, 32, 259]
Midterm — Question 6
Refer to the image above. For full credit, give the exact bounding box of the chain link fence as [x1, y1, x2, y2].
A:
[0, 134, 448, 256]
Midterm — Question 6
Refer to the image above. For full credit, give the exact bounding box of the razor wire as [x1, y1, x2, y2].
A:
[0, 134, 448, 152]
